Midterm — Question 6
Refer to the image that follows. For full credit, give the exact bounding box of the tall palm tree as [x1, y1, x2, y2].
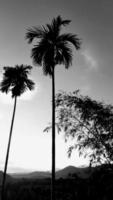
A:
[0, 64, 34, 200]
[26, 15, 81, 200]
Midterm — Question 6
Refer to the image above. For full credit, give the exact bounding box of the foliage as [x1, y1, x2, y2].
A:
[0, 64, 34, 98]
[56, 90, 113, 165]
[26, 15, 81, 76]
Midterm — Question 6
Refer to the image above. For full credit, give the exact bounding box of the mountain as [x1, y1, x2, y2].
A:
[56, 165, 92, 179]
[11, 171, 51, 179]
[10, 166, 92, 180]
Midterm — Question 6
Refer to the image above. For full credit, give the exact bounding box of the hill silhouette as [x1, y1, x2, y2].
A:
[10, 165, 93, 180]
[56, 165, 92, 179]
[1, 164, 111, 182]
[11, 170, 51, 179]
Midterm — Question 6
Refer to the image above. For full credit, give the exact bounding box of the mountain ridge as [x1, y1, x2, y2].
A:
[0, 164, 112, 183]
[9, 165, 92, 179]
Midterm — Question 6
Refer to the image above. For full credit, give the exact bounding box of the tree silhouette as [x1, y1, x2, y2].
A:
[26, 15, 81, 200]
[0, 64, 34, 200]
[56, 90, 113, 165]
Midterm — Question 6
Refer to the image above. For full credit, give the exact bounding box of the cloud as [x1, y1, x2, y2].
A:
[81, 50, 98, 71]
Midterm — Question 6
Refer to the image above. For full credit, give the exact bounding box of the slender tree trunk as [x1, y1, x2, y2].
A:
[1, 96, 17, 200]
[51, 67, 55, 200]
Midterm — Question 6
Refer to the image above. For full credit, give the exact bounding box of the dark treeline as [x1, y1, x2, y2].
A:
[2, 164, 113, 200]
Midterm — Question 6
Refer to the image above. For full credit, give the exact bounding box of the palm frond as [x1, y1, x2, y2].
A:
[0, 78, 11, 93]
[49, 16, 71, 37]
[31, 43, 46, 66]
[55, 43, 73, 68]
[58, 33, 81, 50]
[53, 15, 71, 29]
[25, 26, 46, 43]
[56, 15, 71, 26]
[25, 79, 35, 91]
[20, 64, 32, 73]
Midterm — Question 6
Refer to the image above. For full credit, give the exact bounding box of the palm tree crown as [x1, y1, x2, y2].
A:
[26, 15, 81, 75]
[0, 64, 34, 97]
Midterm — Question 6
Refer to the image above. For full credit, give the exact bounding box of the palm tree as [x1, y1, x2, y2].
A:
[26, 15, 81, 200]
[0, 64, 34, 200]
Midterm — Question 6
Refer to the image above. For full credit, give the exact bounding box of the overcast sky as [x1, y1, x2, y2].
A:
[0, 0, 113, 172]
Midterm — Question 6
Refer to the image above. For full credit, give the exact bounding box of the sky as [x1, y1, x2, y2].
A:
[0, 0, 113, 172]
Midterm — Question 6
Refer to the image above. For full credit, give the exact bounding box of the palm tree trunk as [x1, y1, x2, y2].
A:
[1, 96, 17, 200]
[51, 67, 55, 200]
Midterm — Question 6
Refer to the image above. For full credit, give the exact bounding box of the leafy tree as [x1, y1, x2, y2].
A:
[0, 65, 34, 200]
[56, 90, 113, 166]
[26, 15, 81, 200]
